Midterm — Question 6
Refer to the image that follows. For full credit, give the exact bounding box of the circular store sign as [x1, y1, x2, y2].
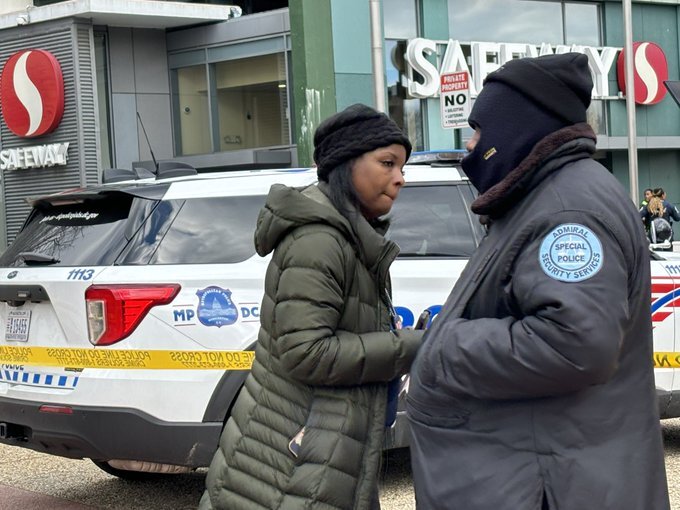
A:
[616, 41, 668, 105]
[0, 49, 65, 138]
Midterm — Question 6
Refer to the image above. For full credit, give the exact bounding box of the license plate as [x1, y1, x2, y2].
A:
[6, 310, 31, 342]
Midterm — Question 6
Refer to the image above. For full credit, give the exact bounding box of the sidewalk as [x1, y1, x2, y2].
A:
[0, 483, 96, 510]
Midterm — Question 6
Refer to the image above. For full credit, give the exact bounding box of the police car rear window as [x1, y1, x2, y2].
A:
[120, 195, 264, 265]
[0, 195, 134, 267]
[387, 184, 480, 257]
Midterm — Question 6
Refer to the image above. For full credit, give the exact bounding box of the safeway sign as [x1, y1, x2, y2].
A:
[440, 71, 470, 129]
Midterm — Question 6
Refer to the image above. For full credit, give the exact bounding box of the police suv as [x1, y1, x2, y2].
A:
[0, 153, 676, 478]
[0, 153, 484, 477]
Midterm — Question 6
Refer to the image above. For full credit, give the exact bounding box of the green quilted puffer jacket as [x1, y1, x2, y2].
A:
[199, 182, 422, 510]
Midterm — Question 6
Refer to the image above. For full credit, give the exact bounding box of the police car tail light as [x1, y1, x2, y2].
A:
[85, 285, 181, 346]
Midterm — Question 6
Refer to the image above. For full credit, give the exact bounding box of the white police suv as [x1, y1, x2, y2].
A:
[0, 154, 677, 478]
[0, 153, 484, 477]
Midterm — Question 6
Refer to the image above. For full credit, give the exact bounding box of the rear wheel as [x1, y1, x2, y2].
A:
[91, 460, 192, 480]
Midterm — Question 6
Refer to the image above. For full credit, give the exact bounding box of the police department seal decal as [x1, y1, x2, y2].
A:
[196, 286, 238, 327]
[539, 223, 603, 282]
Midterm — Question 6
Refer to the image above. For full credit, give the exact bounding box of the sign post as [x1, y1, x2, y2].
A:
[440, 71, 470, 129]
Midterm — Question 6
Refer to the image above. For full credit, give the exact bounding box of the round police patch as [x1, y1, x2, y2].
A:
[538, 223, 603, 282]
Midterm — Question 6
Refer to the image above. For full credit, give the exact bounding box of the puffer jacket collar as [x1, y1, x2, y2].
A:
[254, 182, 398, 275]
[254, 182, 352, 257]
[471, 123, 597, 219]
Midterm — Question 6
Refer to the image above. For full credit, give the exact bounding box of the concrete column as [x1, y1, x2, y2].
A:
[289, 0, 337, 167]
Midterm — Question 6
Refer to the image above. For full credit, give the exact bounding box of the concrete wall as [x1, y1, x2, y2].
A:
[0, 1, 33, 16]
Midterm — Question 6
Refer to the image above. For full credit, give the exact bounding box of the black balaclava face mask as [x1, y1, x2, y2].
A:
[461, 81, 568, 195]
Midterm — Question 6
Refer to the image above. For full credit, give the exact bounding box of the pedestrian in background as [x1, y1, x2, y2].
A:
[199, 103, 423, 510]
[650, 187, 680, 245]
[640, 188, 655, 238]
[642, 195, 674, 247]
[407, 53, 669, 510]
[640, 187, 653, 210]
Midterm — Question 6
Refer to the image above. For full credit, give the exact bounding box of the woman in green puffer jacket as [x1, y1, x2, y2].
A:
[199, 103, 423, 510]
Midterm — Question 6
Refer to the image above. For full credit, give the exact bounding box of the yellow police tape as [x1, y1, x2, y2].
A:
[1, 346, 679, 371]
[0, 346, 254, 370]
[654, 352, 680, 369]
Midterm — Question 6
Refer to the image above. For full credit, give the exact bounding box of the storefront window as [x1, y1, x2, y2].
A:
[449, 0, 563, 44]
[448, 1, 600, 47]
[170, 40, 290, 157]
[384, 0, 424, 151]
[174, 65, 211, 156]
[213, 53, 288, 151]
[383, 0, 418, 40]
[447, 1, 605, 135]
[565, 3, 600, 46]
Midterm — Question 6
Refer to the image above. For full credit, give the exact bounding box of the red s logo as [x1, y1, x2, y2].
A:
[0, 49, 65, 137]
[617, 42, 668, 105]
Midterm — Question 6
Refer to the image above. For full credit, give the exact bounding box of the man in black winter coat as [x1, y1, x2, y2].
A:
[406, 53, 670, 510]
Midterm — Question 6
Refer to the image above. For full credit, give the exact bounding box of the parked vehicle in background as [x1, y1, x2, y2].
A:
[651, 248, 680, 418]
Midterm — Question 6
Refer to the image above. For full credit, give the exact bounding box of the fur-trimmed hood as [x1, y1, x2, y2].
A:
[470, 123, 597, 219]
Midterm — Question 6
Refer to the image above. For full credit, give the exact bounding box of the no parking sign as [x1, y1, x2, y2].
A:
[440, 71, 470, 129]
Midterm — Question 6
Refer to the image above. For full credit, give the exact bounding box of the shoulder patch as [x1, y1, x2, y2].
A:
[538, 223, 603, 282]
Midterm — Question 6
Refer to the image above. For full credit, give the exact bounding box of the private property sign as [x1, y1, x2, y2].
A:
[440, 71, 470, 129]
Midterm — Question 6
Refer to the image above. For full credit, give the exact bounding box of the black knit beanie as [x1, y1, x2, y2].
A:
[313, 103, 412, 181]
[461, 53, 593, 194]
[483, 52, 593, 125]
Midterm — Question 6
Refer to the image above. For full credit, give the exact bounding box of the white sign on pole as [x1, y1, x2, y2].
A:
[440, 71, 470, 129]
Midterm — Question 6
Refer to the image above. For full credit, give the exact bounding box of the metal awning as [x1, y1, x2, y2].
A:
[0, 0, 241, 30]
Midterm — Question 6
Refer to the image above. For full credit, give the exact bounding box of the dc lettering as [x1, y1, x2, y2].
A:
[241, 306, 259, 319]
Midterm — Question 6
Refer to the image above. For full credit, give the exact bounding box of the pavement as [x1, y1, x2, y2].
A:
[0, 483, 96, 509]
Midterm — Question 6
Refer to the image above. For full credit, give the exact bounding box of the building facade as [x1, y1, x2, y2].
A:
[0, 0, 678, 248]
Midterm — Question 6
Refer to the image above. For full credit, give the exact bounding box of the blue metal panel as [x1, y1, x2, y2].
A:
[135, 94, 174, 161]
[168, 49, 206, 69]
[335, 73, 374, 110]
[132, 29, 170, 94]
[420, 0, 449, 39]
[206, 37, 286, 63]
[108, 27, 136, 94]
[330, 0, 371, 74]
[425, 98, 456, 150]
[112, 93, 141, 170]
